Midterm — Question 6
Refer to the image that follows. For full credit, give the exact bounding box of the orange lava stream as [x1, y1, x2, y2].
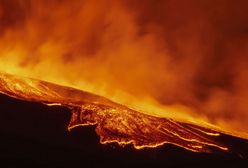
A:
[0, 73, 230, 153]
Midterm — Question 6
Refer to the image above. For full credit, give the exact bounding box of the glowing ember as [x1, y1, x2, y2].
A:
[0, 73, 228, 152]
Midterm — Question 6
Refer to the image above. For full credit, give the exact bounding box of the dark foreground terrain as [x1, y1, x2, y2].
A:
[0, 93, 248, 168]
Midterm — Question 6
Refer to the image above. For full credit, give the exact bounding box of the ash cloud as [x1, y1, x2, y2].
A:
[0, 0, 248, 135]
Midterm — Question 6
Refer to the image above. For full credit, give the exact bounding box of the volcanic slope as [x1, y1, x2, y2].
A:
[0, 73, 231, 153]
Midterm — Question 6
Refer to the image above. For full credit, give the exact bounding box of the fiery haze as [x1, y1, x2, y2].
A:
[0, 0, 248, 138]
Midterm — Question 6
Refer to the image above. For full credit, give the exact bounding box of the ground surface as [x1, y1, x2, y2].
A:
[0, 93, 248, 168]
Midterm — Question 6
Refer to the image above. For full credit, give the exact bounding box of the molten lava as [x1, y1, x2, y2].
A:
[0, 73, 229, 153]
[0, 0, 248, 154]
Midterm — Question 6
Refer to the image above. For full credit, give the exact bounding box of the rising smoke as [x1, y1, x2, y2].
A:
[0, 0, 248, 135]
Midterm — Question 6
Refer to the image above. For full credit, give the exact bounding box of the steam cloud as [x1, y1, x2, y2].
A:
[0, 0, 248, 135]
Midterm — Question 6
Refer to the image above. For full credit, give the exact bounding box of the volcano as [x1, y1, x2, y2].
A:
[0, 72, 229, 152]
[0, 73, 248, 167]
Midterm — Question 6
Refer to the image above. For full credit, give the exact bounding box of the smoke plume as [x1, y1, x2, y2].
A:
[0, 0, 248, 136]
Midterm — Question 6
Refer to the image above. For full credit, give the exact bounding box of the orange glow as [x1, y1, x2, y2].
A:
[0, 0, 248, 142]
[0, 73, 229, 153]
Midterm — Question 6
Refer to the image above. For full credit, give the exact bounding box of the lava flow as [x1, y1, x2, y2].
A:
[1, 0, 248, 155]
[0, 73, 229, 153]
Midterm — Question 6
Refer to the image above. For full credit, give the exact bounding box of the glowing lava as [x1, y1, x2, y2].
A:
[0, 73, 229, 152]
